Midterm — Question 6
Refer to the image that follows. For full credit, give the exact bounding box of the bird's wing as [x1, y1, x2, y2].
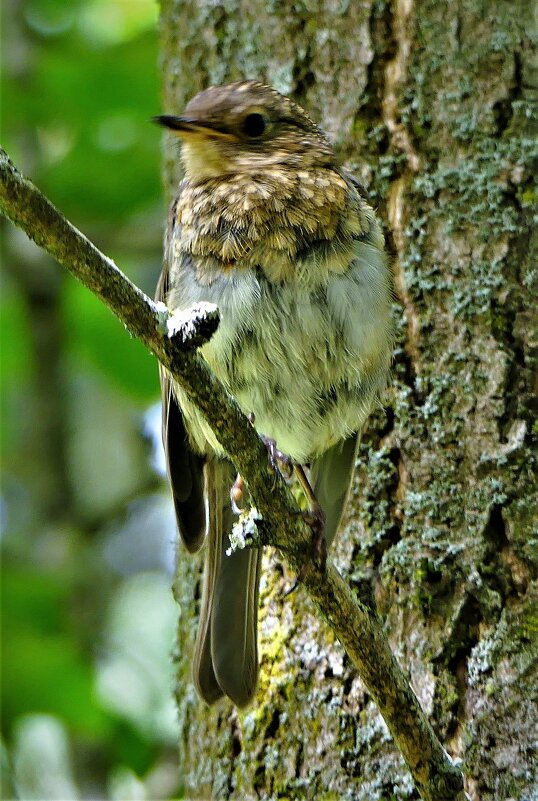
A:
[193, 459, 262, 707]
[156, 197, 207, 553]
[309, 433, 360, 547]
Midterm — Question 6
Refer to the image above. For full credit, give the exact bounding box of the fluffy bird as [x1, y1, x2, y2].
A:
[155, 80, 394, 707]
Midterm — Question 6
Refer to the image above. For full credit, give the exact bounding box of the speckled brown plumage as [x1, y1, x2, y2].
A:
[155, 80, 394, 707]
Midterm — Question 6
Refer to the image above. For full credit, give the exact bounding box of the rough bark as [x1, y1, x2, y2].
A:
[159, 1, 537, 800]
[0, 141, 467, 800]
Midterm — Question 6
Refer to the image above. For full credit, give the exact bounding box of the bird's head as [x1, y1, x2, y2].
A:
[154, 80, 335, 180]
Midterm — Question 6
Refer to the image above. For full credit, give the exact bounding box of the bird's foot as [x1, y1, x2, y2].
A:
[293, 464, 328, 583]
[247, 417, 328, 585]
[283, 504, 327, 595]
[247, 412, 294, 481]
[230, 473, 246, 514]
[300, 502, 327, 571]
[260, 433, 294, 481]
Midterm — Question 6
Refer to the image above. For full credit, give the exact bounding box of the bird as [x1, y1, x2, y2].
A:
[154, 80, 394, 708]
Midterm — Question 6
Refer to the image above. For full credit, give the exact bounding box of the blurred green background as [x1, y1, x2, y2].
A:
[1, 1, 184, 798]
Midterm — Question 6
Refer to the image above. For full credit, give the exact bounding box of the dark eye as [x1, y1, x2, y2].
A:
[241, 113, 267, 138]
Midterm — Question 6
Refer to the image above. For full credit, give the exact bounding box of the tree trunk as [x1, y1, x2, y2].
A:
[159, 2, 537, 799]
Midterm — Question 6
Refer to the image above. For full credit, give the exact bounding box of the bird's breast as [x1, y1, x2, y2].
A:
[167, 239, 393, 462]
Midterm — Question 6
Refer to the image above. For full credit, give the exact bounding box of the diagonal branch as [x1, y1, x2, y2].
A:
[0, 147, 467, 801]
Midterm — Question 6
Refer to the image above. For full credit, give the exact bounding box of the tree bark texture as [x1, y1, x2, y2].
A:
[159, 2, 537, 799]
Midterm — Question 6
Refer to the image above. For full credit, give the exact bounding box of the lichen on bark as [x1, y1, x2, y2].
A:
[160, 0, 537, 798]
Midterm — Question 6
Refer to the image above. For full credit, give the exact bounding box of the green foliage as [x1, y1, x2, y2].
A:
[62, 280, 157, 399]
[2, 0, 160, 224]
[1, 2, 182, 798]
[2, 0, 163, 417]
[2, 569, 109, 735]
[0, 283, 33, 450]
[0, 288, 33, 381]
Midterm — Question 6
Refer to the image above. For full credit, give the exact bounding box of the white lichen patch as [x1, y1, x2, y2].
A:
[165, 301, 219, 339]
[154, 301, 170, 334]
[227, 507, 262, 555]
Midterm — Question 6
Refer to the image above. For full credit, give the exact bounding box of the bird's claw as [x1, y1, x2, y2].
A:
[260, 434, 294, 480]
[252, 424, 327, 585]
[286, 504, 327, 590]
[230, 473, 246, 514]
[283, 577, 300, 597]
[300, 504, 327, 572]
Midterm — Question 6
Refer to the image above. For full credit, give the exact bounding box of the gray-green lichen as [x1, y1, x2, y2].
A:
[160, 0, 538, 797]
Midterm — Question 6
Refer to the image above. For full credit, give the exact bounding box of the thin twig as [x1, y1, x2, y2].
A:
[0, 147, 467, 801]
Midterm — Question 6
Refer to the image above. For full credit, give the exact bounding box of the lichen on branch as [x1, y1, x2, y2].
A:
[0, 146, 467, 801]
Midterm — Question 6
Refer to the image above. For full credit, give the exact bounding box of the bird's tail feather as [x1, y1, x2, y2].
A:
[193, 459, 262, 707]
[310, 433, 359, 547]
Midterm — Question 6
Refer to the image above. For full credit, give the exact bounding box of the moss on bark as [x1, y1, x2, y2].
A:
[161, 1, 537, 798]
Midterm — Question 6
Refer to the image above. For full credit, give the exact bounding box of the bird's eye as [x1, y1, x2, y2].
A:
[241, 113, 267, 138]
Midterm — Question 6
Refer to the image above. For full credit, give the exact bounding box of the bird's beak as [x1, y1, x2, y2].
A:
[152, 115, 233, 139]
